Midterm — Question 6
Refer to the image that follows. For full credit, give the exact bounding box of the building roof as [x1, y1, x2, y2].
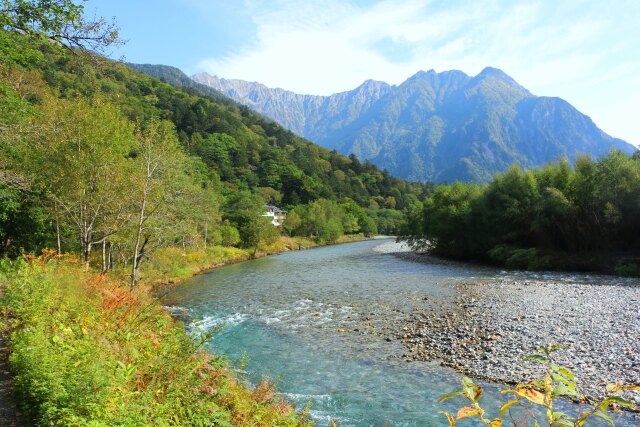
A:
[265, 203, 287, 213]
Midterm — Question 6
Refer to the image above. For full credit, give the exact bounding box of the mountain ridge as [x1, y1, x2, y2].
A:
[192, 68, 635, 183]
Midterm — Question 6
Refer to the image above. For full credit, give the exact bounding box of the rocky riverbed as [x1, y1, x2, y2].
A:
[387, 252, 640, 408]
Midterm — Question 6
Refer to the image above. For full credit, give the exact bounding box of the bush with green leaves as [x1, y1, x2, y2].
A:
[488, 245, 551, 271]
[613, 261, 640, 277]
[440, 345, 639, 427]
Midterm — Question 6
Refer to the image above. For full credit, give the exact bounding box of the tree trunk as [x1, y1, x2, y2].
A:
[108, 242, 113, 271]
[55, 218, 61, 255]
[131, 195, 147, 288]
[204, 223, 208, 250]
[81, 215, 93, 271]
[101, 240, 107, 274]
[131, 236, 148, 289]
[84, 241, 92, 272]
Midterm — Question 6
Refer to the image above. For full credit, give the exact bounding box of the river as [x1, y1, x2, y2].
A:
[166, 238, 638, 426]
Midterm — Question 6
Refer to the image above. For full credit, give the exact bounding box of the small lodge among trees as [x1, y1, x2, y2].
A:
[263, 204, 287, 226]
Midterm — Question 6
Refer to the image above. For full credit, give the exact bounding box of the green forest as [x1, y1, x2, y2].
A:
[401, 151, 640, 275]
[0, 24, 428, 270]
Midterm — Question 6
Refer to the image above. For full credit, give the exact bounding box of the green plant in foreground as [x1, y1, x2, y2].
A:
[440, 345, 639, 426]
[1, 258, 312, 426]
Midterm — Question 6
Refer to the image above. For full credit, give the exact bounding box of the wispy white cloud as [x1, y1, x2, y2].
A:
[197, 0, 640, 146]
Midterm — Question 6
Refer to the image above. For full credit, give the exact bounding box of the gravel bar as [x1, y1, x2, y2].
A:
[390, 252, 640, 409]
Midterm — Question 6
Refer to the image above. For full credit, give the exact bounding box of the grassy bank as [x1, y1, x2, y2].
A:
[139, 235, 367, 286]
[0, 255, 314, 426]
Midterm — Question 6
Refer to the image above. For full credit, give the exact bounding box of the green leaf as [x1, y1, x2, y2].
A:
[551, 373, 576, 389]
[548, 344, 566, 353]
[499, 399, 519, 418]
[606, 383, 640, 393]
[552, 385, 579, 398]
[439, 390, 465, 402]
[461, 377, 474, 388]
[552, 418, 575, 427]
[598, 396, 637, 410]
[557, 367, 575, 381]
[523, 354, 546, 363]
[591, 411, 614, 426]
[461, 377, 483, 402]
[551, 411, 571, 421]
[551, 411, 575, 427]
[535, 346, 549, 356]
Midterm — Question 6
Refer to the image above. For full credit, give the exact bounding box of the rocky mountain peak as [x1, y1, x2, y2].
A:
[192, 67, 634, 183]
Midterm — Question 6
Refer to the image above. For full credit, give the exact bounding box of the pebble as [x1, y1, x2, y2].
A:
[392, 277, 640, 410]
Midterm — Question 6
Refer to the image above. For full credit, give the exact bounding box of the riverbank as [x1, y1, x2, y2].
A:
[0, 257, 315, 426]
[147, 234, 369, 288]
[398, 238, 640, 277]
[389, 250, 640, 410]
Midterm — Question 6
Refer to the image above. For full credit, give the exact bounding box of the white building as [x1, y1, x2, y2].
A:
[263, 204, 287, 226]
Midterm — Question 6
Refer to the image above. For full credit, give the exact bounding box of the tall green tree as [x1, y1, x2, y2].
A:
[29, 98, 136, 269]
[128, 119, 212, 286]
[421, 182, 483, 258]
[222, 190, 278, 256]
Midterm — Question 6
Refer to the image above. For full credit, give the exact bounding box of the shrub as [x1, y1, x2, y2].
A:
[219, 224, 241, 247]
[488, 245, 551, 271]
[440, 345, 639, 427]
[614, 261, 640, 277]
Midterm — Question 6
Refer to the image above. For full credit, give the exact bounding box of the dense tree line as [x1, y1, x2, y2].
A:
[401, 152, 640, 274]
[284, 198, 378, 243]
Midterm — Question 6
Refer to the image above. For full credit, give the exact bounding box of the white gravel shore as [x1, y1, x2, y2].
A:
[390, 251, 640, 410]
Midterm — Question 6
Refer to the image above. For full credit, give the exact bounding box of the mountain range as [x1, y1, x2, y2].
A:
[192, 68, 636, 183]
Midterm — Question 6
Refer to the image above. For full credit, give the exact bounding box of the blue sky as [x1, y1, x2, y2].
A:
[85, 0, 640, 147]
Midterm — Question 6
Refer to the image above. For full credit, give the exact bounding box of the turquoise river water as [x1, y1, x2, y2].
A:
[166, 239, 637, 426]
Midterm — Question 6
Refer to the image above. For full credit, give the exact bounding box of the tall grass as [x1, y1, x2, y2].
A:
[141, 245, 251, 285]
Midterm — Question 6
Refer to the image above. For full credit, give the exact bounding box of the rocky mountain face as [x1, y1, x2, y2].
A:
[193, 68, 636, 183]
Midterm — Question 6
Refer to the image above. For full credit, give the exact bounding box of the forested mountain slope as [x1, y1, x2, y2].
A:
[193, 69, 636, 183]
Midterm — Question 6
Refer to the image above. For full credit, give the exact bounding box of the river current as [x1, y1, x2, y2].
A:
[166, 238, 636, 426]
